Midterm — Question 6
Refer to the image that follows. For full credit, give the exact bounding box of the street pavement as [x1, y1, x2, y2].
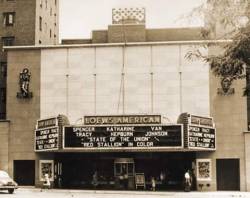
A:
[0, 187, 250, 198]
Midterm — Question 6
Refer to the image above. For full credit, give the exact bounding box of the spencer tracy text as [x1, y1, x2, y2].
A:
[63, 125, 182, 148]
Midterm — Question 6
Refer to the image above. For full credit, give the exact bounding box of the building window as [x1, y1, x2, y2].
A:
[0, 88, 6, 103]
[2, 37, 15, 46]
[0, 62, 7, 78]
[50, 29, 52, 38]
[39, 16, 42, 31]
[0, 113, 5, 120]
[3, 12, 15, 26]
[55, 0, 57, 5]
[39, 40, 42, 44]
[45, 0, 47, 9]
[40, 0, 42, 7]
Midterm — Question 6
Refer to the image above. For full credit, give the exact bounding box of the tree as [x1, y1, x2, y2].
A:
[185, 0, 250, 95]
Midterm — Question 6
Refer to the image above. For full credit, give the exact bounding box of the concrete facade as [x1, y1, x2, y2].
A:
[6, 49, 41, 178]
[39, 43, 209, 123]
[197, 74, 248, 191]
[196, 44, 248, 191]
[0, 120, 9, 172]
[244, 133, 250, 191]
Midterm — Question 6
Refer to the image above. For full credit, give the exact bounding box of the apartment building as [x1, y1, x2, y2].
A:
[0, 0, 59, 119]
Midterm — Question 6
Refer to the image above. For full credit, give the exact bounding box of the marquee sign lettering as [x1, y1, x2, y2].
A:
[188, 126, 215, 149]
[37, 117, 58, 129]
[190, 115, 214, 128]
[84, 115, 161, 125]
[35, 127, 59, 151]
[35, 116, 59, 151]
[63, 125, 183, 150]
[188, 115, 216, 150]
[177, 113, 216, 150]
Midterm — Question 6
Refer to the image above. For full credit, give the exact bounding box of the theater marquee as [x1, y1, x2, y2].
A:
[63, 124, 183, 151]
[34, 114, 215, 152]
[177, 113, 216, 151]
[35, 117, 59, 151]
[34, 115, 69, 152]
[188, 115, 216, 150]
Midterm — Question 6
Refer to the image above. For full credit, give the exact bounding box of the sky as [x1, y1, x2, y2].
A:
[59, 0, 205, 40]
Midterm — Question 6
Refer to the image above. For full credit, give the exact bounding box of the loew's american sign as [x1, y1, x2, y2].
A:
[84, 115, 161, 125]
[63, 124, 183, 151]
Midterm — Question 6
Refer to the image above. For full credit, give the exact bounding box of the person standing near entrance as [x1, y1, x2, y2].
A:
[151, 177, 156, 191]
[184, 170, 191, 192]
[41, 174, 51, 191]
[123, 165, 128, 188]
[120, 164, 128, 189]
[92, 171, 98, 188]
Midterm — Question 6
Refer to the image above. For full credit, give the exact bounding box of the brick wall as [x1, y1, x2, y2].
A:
[63, 26, 203, 45]
[0, 0, 36, 46]
[62, 39, 92, 45]
[108, 24, 146, 43]
[146, 27, 203, 41]
[92, 30, 108, 43]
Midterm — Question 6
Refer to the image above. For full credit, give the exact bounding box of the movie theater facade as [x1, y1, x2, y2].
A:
[0, 40, 248, 191]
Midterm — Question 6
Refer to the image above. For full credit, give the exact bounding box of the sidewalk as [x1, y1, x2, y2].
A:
[17, 186, 250, 197]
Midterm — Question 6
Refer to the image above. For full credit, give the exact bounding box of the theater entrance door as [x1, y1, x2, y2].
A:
[114, 158, 135, 190]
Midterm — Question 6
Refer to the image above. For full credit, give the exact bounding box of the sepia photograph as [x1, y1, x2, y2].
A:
[0, 0, 250, 197]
